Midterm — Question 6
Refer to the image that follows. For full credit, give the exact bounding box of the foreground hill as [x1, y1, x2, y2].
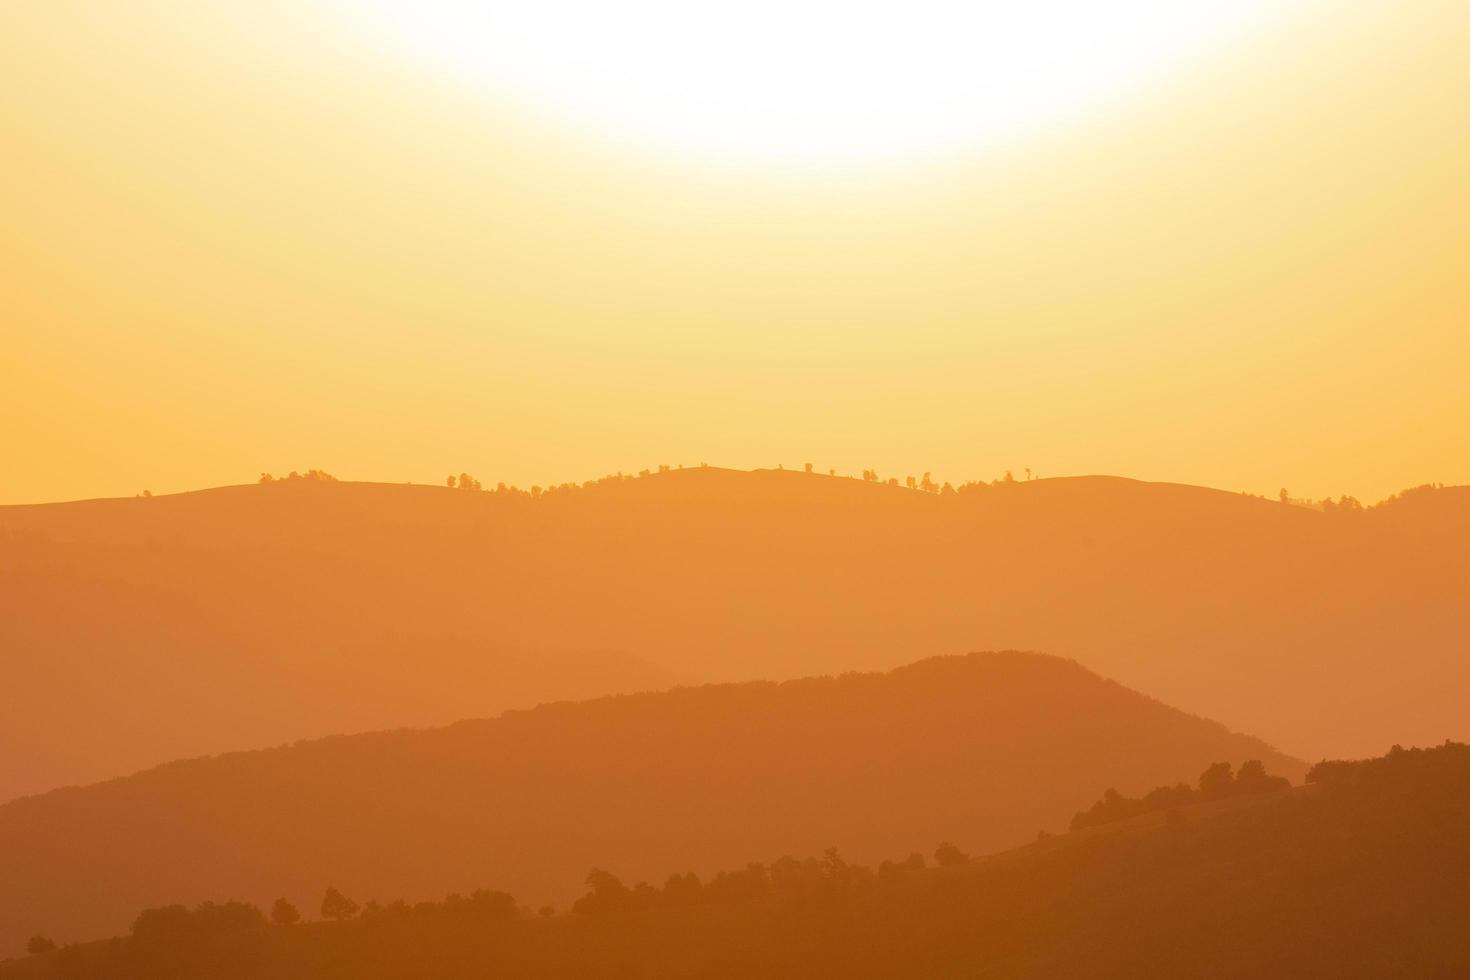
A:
[0, 652, 1300, 957]
[8, 743, 1465, 980]
[2, 467, 1465, 797]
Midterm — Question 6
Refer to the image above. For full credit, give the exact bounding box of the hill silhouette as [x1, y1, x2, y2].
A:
[8, 742, 1465, 979]
[0, 651, 1300, 958]
[1, 467, 1464, 800]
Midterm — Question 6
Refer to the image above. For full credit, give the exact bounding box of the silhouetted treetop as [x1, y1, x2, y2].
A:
[131, 900, 266, 945]
[269, 898, 300, 927]
[320, 888, 359, 922]
[258, 469, 337, 484]
[1070, 759, 1292, 831]
[15, 742, 1470, 980]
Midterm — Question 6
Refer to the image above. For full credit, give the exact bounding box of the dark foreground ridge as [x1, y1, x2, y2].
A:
[6, 744, 1466, 980]
[0, 651, 1299, 957]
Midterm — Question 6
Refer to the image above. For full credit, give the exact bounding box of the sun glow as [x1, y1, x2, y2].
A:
[341, 1, 1278, 164]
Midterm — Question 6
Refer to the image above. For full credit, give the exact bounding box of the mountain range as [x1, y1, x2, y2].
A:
[2, 467, 1464, 801]
[0, 650, 1300, 957]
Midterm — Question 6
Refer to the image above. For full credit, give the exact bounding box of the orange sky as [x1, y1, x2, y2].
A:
[3, 1, 1468, 506]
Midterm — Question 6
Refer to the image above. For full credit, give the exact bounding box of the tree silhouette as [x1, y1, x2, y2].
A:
[26, 936, 56, 956]
[1234, 759, 1290, 794]
[1237, 759, 1267, 783]
[321, 887, 360, 921]
[270, 898, 301, 926]
[663, 872, 702, 906]
[131, 905, 193, 943]
[1198, 761, 1235, 800]
[574, 869, 631, 914]
[933, 842, 968, 867]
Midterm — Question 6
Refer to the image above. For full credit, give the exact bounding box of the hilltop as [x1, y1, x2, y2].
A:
[0, 651, 1299, 957]
[8, 742, 1466, 979]
[1, 466, 1464, 799]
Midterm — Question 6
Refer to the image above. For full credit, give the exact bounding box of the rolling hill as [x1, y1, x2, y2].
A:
[0, 651, 1301, 958]
[1, 467, 1464, 800]
[8, 741, 1465, 980]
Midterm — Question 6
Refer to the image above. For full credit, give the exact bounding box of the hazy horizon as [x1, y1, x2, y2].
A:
[6, 2, 1469, 507]
[3, 464, 1459, 509]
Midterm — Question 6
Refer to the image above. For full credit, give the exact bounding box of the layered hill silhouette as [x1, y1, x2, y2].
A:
[0, 651, 1301, 958]
[1, 467, 1465, 800]
[9, 741, 1465, 980]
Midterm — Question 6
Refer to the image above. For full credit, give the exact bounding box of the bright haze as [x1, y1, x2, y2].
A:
[4, 1, 1468, 505]
[343, 1, 1275, 161]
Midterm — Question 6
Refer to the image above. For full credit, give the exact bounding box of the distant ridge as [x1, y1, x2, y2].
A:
[1, 467, 1465, 801]
[0, 650, 1301, 956]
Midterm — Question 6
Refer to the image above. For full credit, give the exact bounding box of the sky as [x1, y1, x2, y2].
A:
[3, 0, 1468, 505]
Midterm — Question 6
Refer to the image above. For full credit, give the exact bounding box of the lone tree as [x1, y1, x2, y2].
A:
[573, 869, 631, 914]
[1199, 761, 1236, 800]
[271, 897, 301, 926]
[933, 842, 969, 867]
[27, 936, 57, 956]
[320, 887, 360, 921]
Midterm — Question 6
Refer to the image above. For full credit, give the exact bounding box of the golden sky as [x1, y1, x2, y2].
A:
[4, 1, 1467, 505]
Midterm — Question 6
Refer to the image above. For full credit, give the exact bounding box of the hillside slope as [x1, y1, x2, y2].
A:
[0, 651, 1301, 957]
[7, 743, 1465, 980]
[1, 468, 1465, 797]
